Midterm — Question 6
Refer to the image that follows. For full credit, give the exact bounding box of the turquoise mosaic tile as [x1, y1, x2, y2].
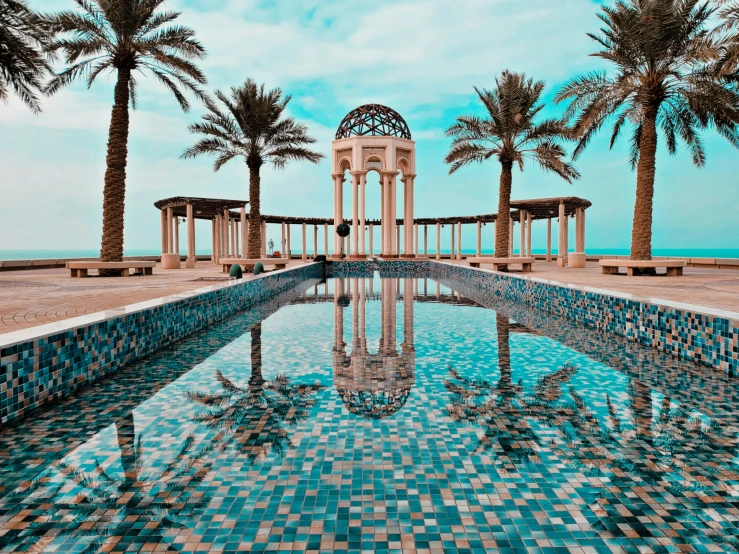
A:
[0, 275, 737, 553]
[0, 264, 322, 425]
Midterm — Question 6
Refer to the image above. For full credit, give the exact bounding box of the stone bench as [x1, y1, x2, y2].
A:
[599, 259, 685, 276]
[467, 257, 535, 273]
[219, 258, 288, 273]
[66, 261, 156, 278]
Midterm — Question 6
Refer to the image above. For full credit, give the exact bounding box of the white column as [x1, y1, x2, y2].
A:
[186, 203, 195, 268]
[324, 223, 329, 256]
[232, 219, 238, 257]
[424, 225, 428, 256]
[457, 222, 462, 260]
[527, 213, 533, 258]
[287, 224, 291, 259]
[351, 172, 359, 256]
[240, 207, 247, 258]
[558, 201, 566, 266]
[546, 218, 552, 262]
[403, 174, 415, 257]
[390, 172, 398, 256]
[174, 216, 180, 254]
[214, 214, 221, 262]
[281, 222, 286, 258]
[359, 173, 366, 256]
[476, 221, 482, 256]
[382, 173, 392, 256]
[160, 210, 168, 256]
[414, 224, 419, 255]
[211, 218, 216, 263]
[575, 208, 584, 252]
[369, 224, 374, 255]
[222, 209, 229, 258]
[313, 225, 318, 259]
[332, 174, 344, 258]
[519, 210, 525, 257]
[436, 223, 441, 260]
[380, 180, 385, 255]
[509, 218, 514, 256]
[302, 222, 307, 260]
[582, 209, 586, 252]
[396, 225, 401, 256]
[451, 222, 455, 259]
[166, 207, 173, 254]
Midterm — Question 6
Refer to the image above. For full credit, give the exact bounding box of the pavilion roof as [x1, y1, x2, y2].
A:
[154, 197, 248, 220]
[154, 196, 590, 224]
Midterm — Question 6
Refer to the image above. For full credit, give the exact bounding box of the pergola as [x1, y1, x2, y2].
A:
[154, 195, 591, 266]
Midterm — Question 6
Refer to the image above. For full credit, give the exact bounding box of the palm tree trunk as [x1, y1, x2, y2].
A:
[494, 160, 513, 269]
[99, 67, 131, 272]
[247, 166, 262, 260]
[115, 411, 138, 485]
[496, 313, 511, 388]
[249, 323, 263, 386]
[630, 106, 658, 261]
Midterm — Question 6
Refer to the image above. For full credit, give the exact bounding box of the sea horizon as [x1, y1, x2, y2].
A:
[2, 247, 738, 261]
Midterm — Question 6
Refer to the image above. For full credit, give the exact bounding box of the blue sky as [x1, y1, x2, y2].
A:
[1, 0, 737, 253]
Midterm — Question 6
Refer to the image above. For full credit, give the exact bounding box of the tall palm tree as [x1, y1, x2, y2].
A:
[182, 79, 324, 260]
[445, 71, 579, 268]
[45, 0, 208, 270]
[713, 0, 739, 73]
[0, 0, 52, 113]
[555, 0, 739, 262]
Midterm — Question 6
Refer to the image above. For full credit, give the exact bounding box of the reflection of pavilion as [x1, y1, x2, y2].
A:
[333, 278, 416, 419]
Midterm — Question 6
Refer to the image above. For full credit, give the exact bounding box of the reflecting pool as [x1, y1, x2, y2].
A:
[0, 274, 738, 553]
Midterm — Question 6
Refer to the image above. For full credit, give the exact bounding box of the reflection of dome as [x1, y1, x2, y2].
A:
[336, 104, 411, 140]
[334, 355, 414, 420]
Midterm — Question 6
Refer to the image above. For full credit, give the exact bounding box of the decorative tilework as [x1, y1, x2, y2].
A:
[328, 259, 738, 374]
[0, 264, 322, 425]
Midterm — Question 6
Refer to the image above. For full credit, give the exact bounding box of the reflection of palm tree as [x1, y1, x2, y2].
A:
[446, 313, 577, 466]
[525, 378, 739, 551]
[187, 323, 323, 463]
[0, 412, 214, 552]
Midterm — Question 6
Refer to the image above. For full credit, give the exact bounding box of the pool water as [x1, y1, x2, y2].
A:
[1, 274, 737, 553]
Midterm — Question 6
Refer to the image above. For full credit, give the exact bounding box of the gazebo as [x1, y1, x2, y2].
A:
[332, 104, 417, 259]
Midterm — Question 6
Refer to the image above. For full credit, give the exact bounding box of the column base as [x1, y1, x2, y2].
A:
[185, 258, 196, 269]
[399, 254, 416, 259]
[348, 254, 367, 259]
[381, 254, 399, 259]
[568, 252, 586, 268]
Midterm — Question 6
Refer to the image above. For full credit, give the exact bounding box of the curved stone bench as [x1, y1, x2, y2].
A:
[599, 259, 685, 276]
[467, 257, 535, 273]
[66, 261, 156, 278]
[219, 258, 288, 273]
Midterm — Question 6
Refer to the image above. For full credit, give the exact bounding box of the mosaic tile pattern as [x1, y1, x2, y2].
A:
[0, 264, 322, 424]
[330, 259, 738, 373]
[1, 274, 737, 554]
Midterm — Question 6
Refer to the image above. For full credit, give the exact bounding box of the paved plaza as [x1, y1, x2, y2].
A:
[0, 259, 736, 334]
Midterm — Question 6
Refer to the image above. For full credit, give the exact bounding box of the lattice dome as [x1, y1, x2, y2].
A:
[336, 104, 411, 139]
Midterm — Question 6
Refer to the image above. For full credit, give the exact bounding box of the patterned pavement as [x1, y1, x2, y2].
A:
[0, 260, 737, 335]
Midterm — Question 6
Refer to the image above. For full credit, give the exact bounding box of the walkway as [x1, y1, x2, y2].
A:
[0, 259, 736, 334]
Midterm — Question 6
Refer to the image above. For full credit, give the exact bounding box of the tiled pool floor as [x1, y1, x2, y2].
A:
[0, 275, 737, 553]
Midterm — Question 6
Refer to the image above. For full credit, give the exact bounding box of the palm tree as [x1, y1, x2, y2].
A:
[555, 0, 739, 262]
[182, 79, 324, 260]
[445, 71, 579, 268]
[0, 0, 52, 113]
[713, 0, 739, 73]
[45, 0, 208, 270]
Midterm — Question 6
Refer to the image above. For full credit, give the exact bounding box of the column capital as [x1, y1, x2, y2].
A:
[402, 173, 417, 179]
[349, 170, 368, 176]
[380, 169, 400, 176]
[331, 173, 346, 181]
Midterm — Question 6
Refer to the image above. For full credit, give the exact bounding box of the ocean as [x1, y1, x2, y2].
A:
[1, 248, 738, 260]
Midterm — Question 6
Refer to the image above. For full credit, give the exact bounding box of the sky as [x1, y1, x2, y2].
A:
[1, 0, 738, 254]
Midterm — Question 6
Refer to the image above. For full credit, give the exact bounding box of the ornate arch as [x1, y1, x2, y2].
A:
[335, 147, 353, 173]
[362, 147, 386, 170]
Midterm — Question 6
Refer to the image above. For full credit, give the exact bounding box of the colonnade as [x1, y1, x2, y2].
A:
[332, 171, 417, 259]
